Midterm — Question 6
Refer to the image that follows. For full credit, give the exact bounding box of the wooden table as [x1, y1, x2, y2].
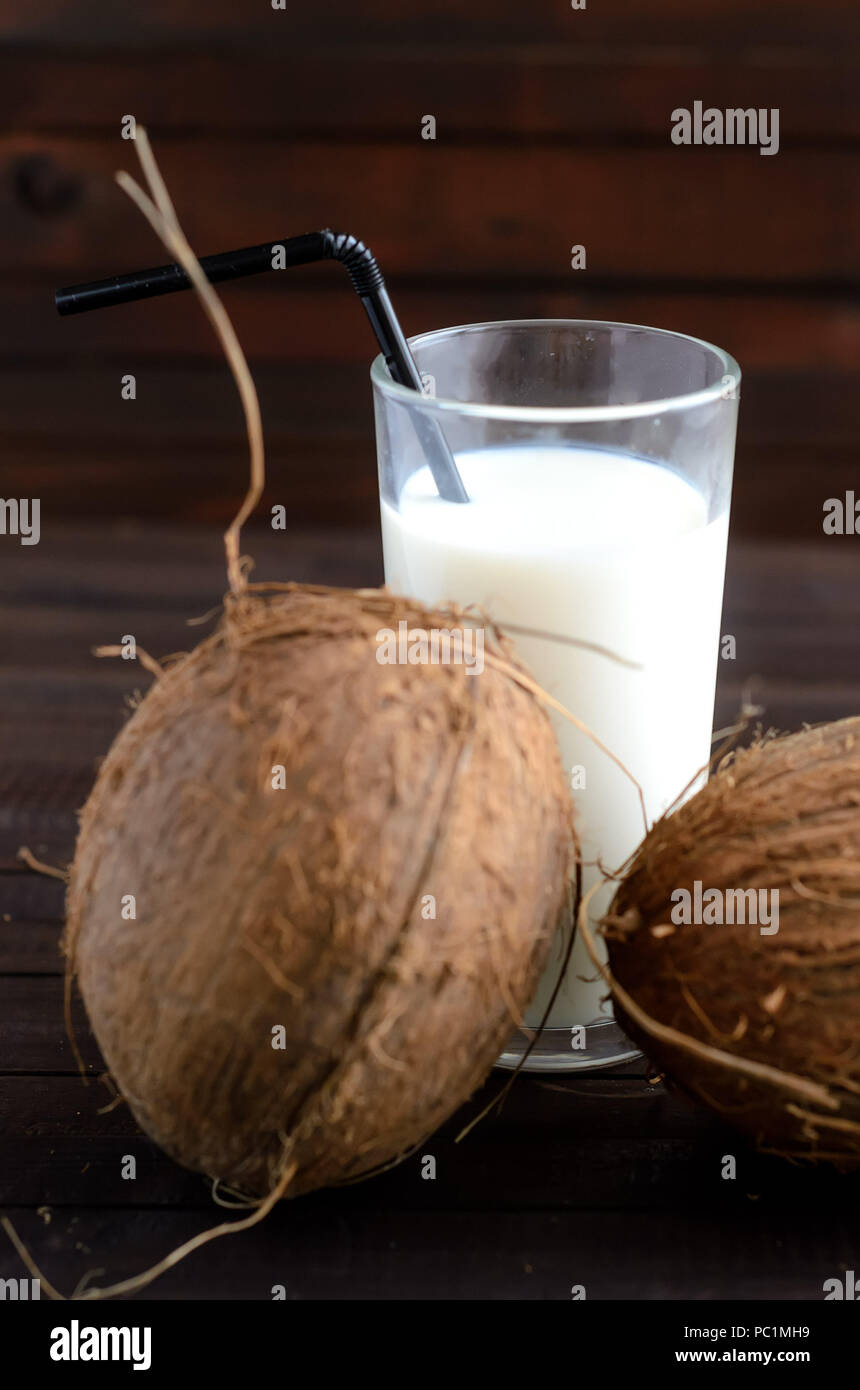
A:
[1, 522, 858, 1300]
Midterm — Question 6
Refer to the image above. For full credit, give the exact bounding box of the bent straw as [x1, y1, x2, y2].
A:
[56, 228, 469, 503]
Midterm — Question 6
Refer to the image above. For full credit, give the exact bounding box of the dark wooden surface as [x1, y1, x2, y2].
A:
[1, 523, 858, 1300]
[1, 0, 859, 536]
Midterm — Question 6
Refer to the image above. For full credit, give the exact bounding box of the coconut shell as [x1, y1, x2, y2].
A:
[605, 717, 860, 1166]
[66, 585, 573, 1197]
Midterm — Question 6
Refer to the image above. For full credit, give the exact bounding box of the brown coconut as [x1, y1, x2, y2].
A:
[604, 716, 860, 1165]
[65, 584, 573, 1198]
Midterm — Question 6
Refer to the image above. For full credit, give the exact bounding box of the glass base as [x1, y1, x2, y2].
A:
[495, 1017, 641, 1073]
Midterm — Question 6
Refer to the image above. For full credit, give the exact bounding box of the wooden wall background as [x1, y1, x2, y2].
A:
[0, 1, 858, 535]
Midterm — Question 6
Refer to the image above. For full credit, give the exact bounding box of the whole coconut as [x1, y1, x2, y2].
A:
[604, 717, 860, 1166]
[66, 585, 573, 1197]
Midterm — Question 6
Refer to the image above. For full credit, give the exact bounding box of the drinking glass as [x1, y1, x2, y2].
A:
[372, 320, 739, 1071]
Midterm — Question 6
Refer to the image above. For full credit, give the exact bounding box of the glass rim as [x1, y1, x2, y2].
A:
[370, 317, 741, 423]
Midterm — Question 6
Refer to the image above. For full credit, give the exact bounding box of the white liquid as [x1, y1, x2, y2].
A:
[381, 446, 728, 1029]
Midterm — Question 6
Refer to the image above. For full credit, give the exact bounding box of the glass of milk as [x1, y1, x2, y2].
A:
[372, 320, 739, 1071]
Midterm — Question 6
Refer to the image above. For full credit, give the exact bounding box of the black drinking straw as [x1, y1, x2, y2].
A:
[55, 230, 470, 504]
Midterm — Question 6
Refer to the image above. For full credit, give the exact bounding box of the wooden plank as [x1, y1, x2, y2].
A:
[1, 533, 858, 697]
[0, 761, 92, 867]
[0, 1074, 705, 1211]
[1, 0, 857, 49]
[2, 362, 859, 452]
[4, 573, 858, 696]
[3, 535, 859, 679]
[0, 917, 64, 973]
[3, 50, 860, 140]
[1, 436, 858, 536]
[1, 1071, 855, 1214]
[2, 137, 858, 281]
[0, 1203, 852, 1300]
[730, 444, 860, 539]
[1, 373, 859, 534]
[0, 531, 856, 648]
[715, 684, 860, 731]
[0, 803, 82, 874]
[0, 977, 100, 1073]
[10, 281, 860, 372]
[0, 872, 65, 923]
[0, 363, 368, 446]
[0, 604, 224, 673]
[0, 437, 381, 527]
[6, 525, 853, 609]
[0, 523, 384, 603]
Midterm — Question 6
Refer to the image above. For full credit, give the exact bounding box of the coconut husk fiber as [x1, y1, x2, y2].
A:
[603, 717, 860, 1166]
[20, 128, 574, 1304]
[65, 584, 574, 1198]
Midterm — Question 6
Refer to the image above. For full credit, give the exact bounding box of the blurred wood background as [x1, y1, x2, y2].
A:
[0, 0, 858, 534]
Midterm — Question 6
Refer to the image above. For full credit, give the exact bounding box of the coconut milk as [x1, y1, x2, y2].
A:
[380, 445, 728, 1029]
